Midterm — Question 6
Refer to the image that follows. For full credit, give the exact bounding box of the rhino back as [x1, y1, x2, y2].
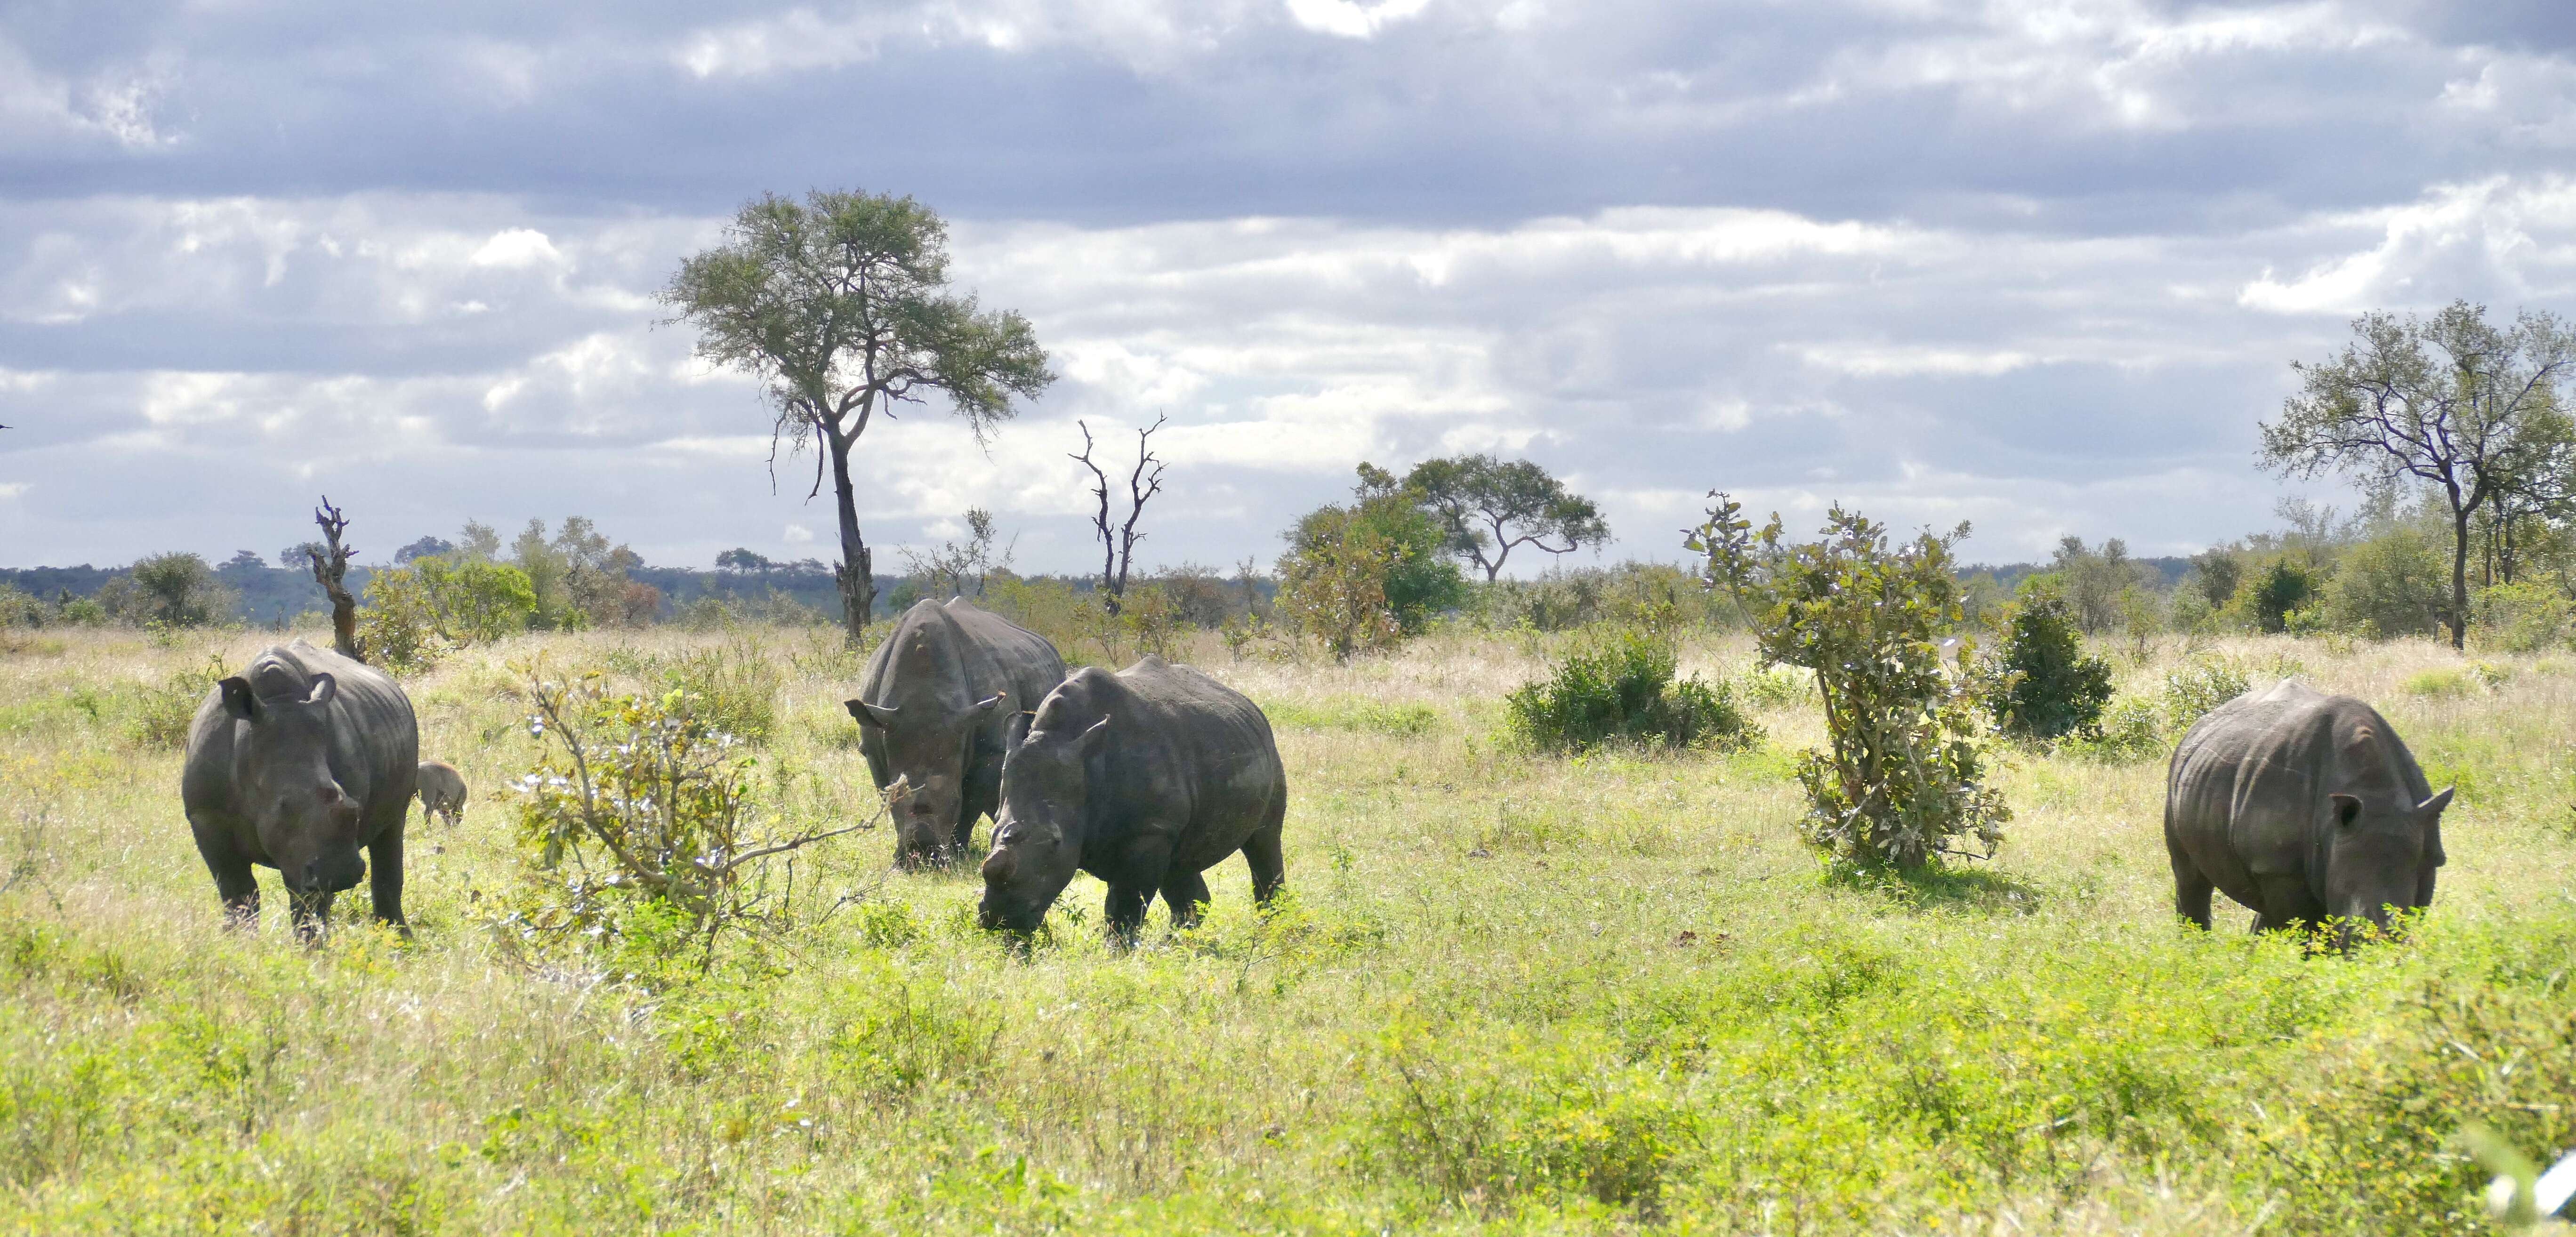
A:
[1090, 657, 1284, 873]
[2167, 680, 2423, 884]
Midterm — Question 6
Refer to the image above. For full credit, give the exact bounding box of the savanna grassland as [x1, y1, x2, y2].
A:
[1, 624, 2574, 1235]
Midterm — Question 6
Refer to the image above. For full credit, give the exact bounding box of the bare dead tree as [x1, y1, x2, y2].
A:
[1071, 414, 1168, 617]
[308, 497, 363, 661]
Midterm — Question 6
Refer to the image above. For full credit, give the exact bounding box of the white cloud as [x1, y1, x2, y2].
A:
[1282, 0, 1431, 40]
[2238, 177, 2576, 315]
[783, 523, 815, 543]
[471, 228, 565, 270]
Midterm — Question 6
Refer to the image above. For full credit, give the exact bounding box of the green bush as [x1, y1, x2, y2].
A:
[119, 656, 227, 748]
[1991, 588, 2115, 742]
[2060, 695, 2164, 763]
[2475, 580, 2573, 653]
[1690, 498, 2007, 869]
[2247, 558, 2324, 634]
[2325, 527, 2447, 638]
[659, 636, 782, 745]
[2405, 667, 2476, 698]
[1505, 630, 1760, 754]
[2162, 656, 2251, 731]
[0, 583, 42, 629]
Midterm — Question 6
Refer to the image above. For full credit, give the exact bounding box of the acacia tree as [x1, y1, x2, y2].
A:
[661, 189, 1054, 643]
[1401, 454, 1609, 581]
[1071, 414, 1166, 616]
[2262, 301, 2576, 649]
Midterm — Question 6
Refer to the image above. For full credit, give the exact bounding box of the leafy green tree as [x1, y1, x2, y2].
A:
[2189, 546, 2242, 609]
[2324, 527, 2447, 639]
[1690, 496, 2007, 869]
[101, 552, 235, 628]
[2262, 301, 2576, 648]
[1992, 587, 2115, 741]
[1398, 454, 1610, 581]
[1284, 472, 1466, 634]
[662, 188, 1054, 642]
[1276, 509, 1401, 661]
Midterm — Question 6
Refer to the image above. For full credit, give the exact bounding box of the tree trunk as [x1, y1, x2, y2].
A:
[826, 430, 874, 645]
[315, 559, 361, 660]
[2448, 506, 2471, 651]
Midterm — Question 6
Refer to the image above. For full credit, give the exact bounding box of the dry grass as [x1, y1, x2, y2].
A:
[0, 623, 2572, 1233]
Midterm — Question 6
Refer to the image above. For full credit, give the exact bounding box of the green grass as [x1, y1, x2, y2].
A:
[0, 628, 2571, 1233]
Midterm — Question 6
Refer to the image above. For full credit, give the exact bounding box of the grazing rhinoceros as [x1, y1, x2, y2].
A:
[847, 597, 1066, 867]
[417, 760, 467, 827]
[979, 656, 1287, 939]
[180, 640, 419, 936]
[2165, 679, 2450, 939]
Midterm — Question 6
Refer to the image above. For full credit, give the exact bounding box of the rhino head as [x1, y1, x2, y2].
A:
[847, 691, 1006, 867]
[220, 671, 366, 908]
[2321, 785, 2452, 938]
[978, 713, 1108, 935]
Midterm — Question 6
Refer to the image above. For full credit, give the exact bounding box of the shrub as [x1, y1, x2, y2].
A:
[2246, 558, 2323, 634]
[2404, 667, 2476, 698]
[1505, 630, 1759, 754]
[2161, 656, 2251, 730]
[1276, 514, 1401, 662]
[1733, 665, 1811, 708]
[2254, 985, 2576, 1236]
[2325, 527, 2447, 638]
[1991, 588, 2115, 742]
[0, 584, 42, 629]
[501, 663, 871, 964]
[120, 655, 227, 748]
[2058, 695, 2164, 763]
[1690, 497, 2007, 868]
[2474, 580, 2573, 652]
[659, 636, 783, 745]
[358, 555, 540, 674]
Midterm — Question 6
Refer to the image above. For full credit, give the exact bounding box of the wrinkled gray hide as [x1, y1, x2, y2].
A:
[848, 598, 1067, 866]
[980, 656, 1287, 938]
[2165, 679, 2450, 939]
[417, 760, 467, 826]
[180, 640, 420, 935]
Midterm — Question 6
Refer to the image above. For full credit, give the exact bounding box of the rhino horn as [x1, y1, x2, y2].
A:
[2418, 787, 2454, 815]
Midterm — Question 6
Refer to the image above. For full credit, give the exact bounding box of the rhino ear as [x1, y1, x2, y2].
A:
[845, 699, 897, 730]
[1005, 710, 1035, 751]
[2329, 793, 2363, 827]
[1077, 716, 1111, 758]
[304, 673, 337, 707]
[218, 677, 259, 722]
[2418, 787, 2455, 817]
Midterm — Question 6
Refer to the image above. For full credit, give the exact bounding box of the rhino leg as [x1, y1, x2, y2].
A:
[191, 815, 262, 930]
[1103, 884, 1152, 945]
[1159, 870, 1212, 930]
[1244, 809, 1287, 909]
[2251, 875, 2323, 935]
[369, 821, 411, 937]
[2168, 847, 2213, 930]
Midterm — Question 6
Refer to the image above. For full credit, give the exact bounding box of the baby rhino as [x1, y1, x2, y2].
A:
[980, 656, 1287, 939]
[417, 761, 467, 827]
[2165, 680, 2450, 941]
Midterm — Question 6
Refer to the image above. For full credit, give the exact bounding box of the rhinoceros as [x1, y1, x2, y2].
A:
[2165, 679, 2450, 938]
[979, 656, 1287, 938]
[180, 640, 420, 935]
[847, 598, 1066, 866]
[417, 760, 467, 827]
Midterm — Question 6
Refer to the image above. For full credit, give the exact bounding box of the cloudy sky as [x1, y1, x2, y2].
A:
[6, 0, 2576, 574]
